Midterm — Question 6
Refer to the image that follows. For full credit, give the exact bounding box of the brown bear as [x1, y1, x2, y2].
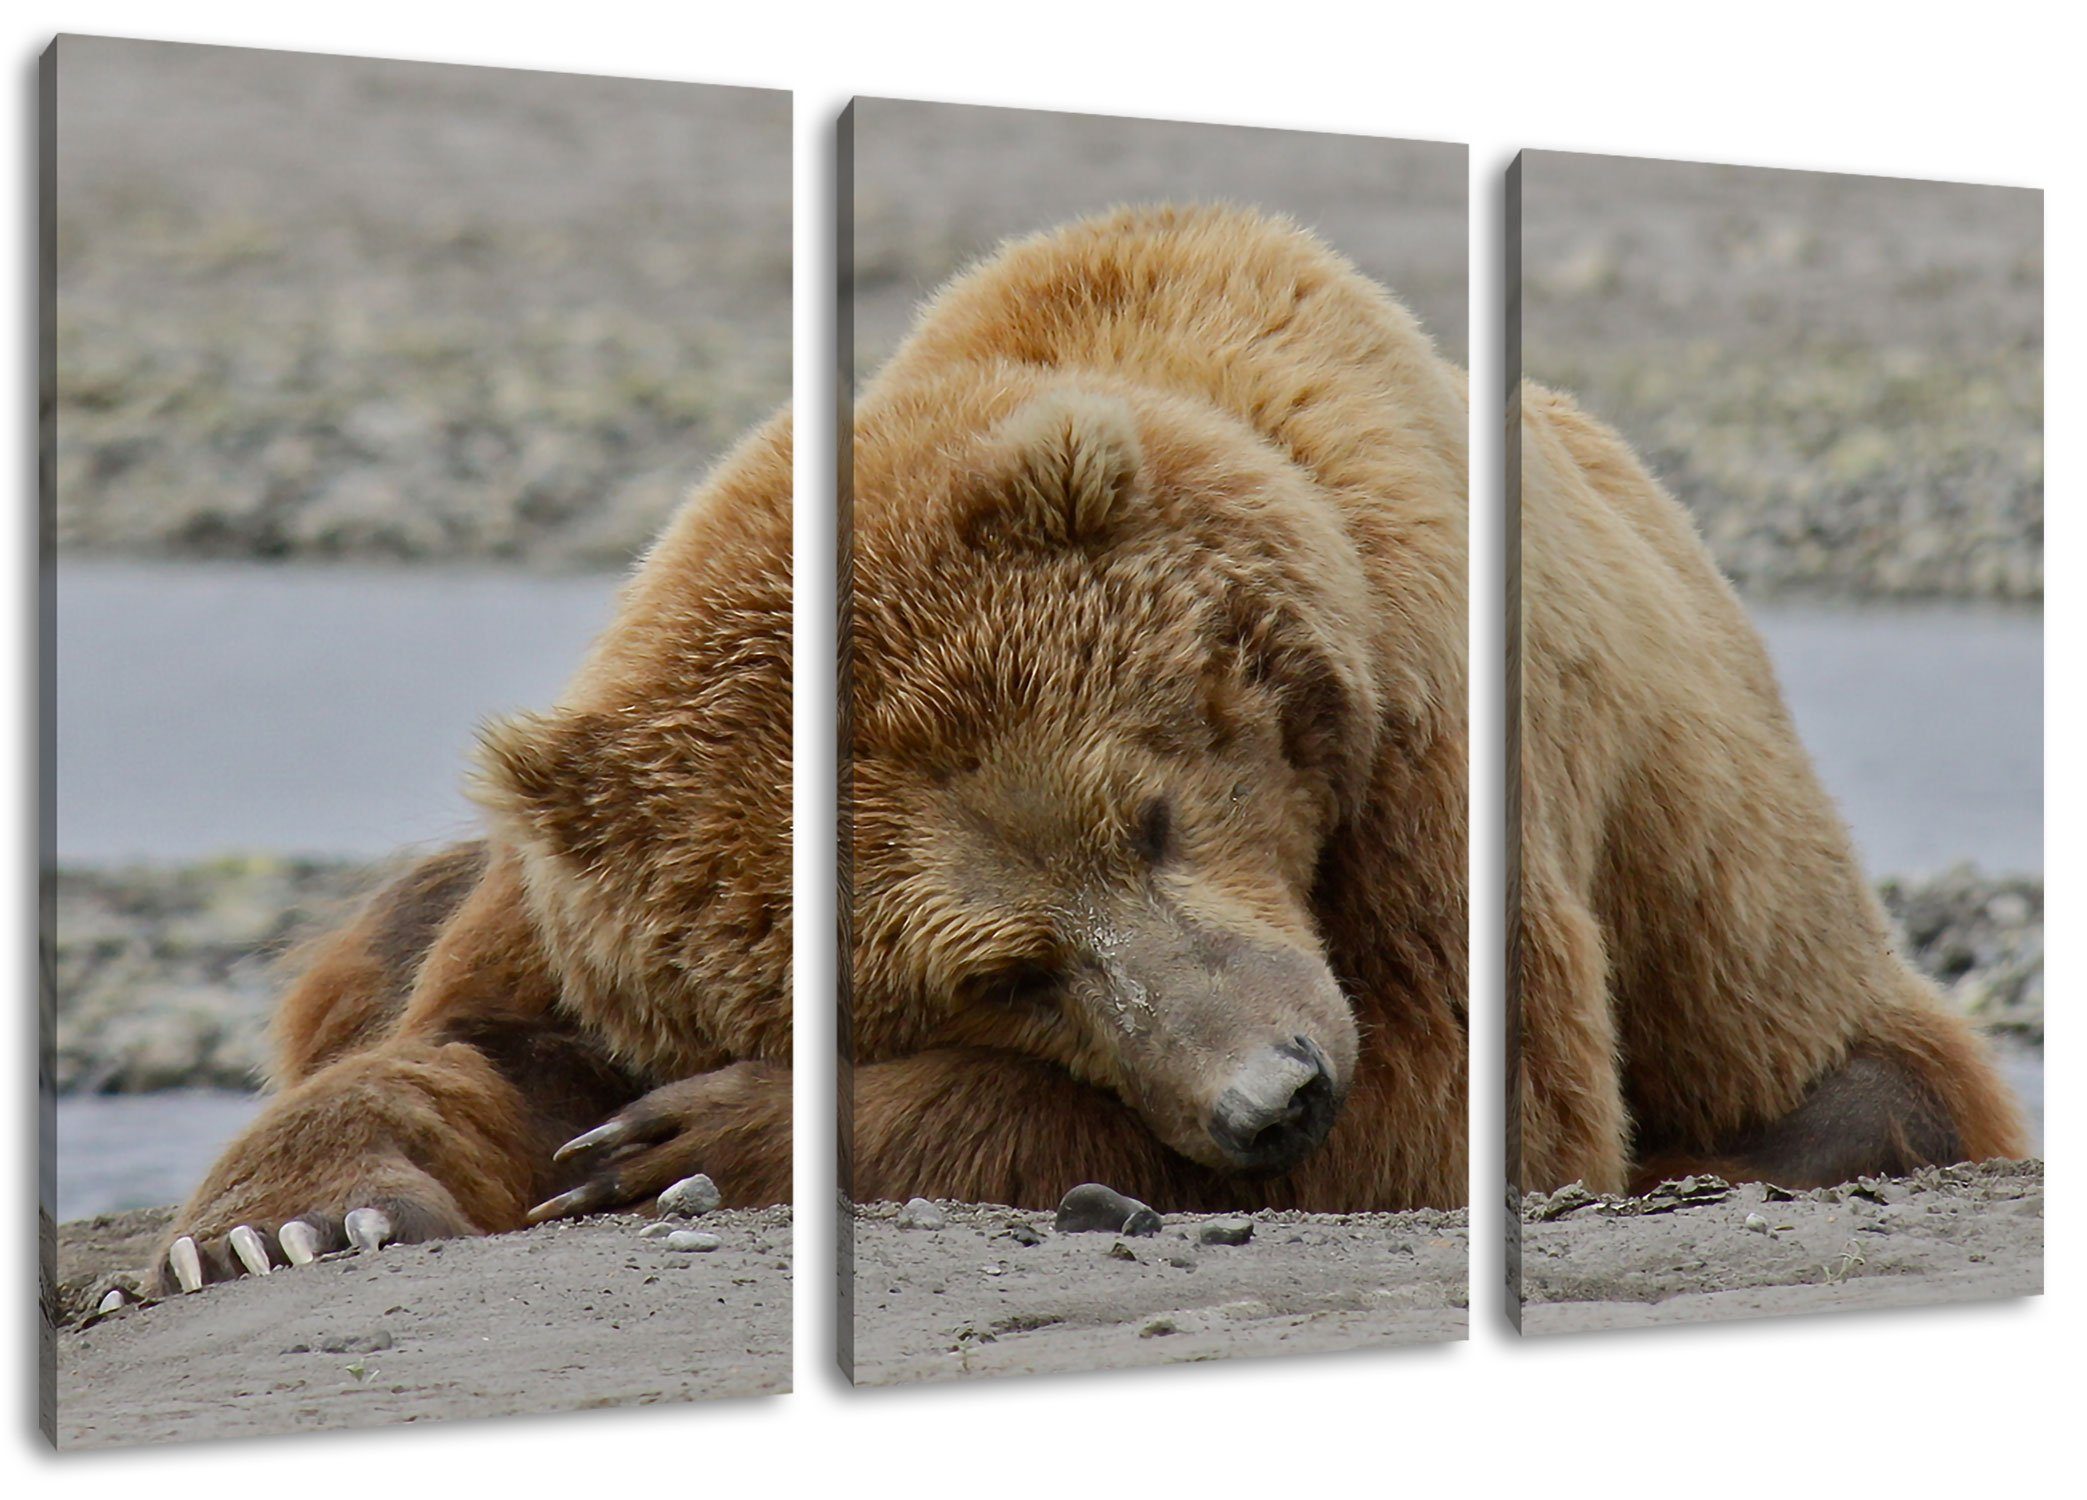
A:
[1513, 382, 2028, 1195]
[844, 204, 1471, 1211]
[147, 415, 797, 1293]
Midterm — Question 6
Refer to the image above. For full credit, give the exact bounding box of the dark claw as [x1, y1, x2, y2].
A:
[554, 1119, 632, 1163]
[527, 1177, 620, 1224]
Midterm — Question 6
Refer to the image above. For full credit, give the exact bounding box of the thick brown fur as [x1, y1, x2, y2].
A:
[1513, 382, 2027, 1195]
[153, 416, 795, 1291]
[847, 205, 1470, 1212]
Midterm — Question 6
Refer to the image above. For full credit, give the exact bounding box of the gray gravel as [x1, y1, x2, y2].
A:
[50, 855, 394, 1094]
[1520, 152, 2040, 602]
[658, 1173, 723, 1218]
[53, 37, 788, 569]
[895, 1197, 948, 1231]
[1054, 1181, 1158, 1235]
[848, 98, 1467, 378]
[1880, 866, 2042, 1042]
[54, 57, 2040, 604]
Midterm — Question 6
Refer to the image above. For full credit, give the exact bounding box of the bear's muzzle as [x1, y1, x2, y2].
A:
[1206, 1035, 1341, 1173]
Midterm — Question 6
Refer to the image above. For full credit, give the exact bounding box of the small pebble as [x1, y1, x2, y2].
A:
[638, 1221, 678, 1239]
[1744, 1213, 1769, 1235]
[1198, 1219, 1254, 1246]
[1056, 1182, 1158, 1234]
[1139, 1317, 1178, 1338]
[657, 1174, 721, 1217]
[897, 1197, 948, 1231]
[1106, 1242, 1138, 1262]
[1002, 1222, 1043, 1247]
[665, 1231, 722, 1252]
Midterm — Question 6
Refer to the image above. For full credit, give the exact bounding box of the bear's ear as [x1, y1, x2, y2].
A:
[959, 390, 1144, 548]
[471, 708, 618, 860]
[1225, 601, 1380, 814]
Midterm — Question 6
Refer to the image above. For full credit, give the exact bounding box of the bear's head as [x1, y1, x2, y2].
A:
[852, 377, 1387, 1175]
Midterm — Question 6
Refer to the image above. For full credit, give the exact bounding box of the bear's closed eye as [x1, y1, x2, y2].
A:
[1133, 797, 1173, 864]
[966, 962, 1060, 1010]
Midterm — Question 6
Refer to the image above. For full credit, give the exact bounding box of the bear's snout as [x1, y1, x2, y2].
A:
[1206, 1036, 1340, 1173]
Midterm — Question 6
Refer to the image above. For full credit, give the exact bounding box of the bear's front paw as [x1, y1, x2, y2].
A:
[529, 1060, 791, 1220]
[151, 1178, 476, 1295]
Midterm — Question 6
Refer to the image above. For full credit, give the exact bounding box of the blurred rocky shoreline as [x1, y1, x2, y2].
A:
[1530, 344, 2041, 602]
[51, 856, 393, 1095]
[1877, 867, 2042, 1044]
[1522, 154, 2041, 604]
[53, 42, 788, 572]
[50, 857, 2043, 1098]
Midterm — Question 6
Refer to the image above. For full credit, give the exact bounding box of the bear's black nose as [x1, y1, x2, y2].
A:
[1207, 1036, 1339, 1173]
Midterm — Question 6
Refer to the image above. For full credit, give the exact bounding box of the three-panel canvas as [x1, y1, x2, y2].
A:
[40, 34, 2040, 1450]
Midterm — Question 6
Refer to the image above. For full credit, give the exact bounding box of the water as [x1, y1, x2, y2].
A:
[1999, 1048, 2045, 1153]
[1752, 606, 2041, 876]
[54, 561, 626, 861]
[55, 1091, 264, 1222]
[49, 566, 2043, 1213]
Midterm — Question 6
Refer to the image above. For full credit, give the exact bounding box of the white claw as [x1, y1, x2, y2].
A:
[170, 1236, 204, 1293]
[279, 1220, 320, 1266]
[229, 1224, 273, 1276]
[344, 1207, 393, 1254]
[97, 1287, 130, 1314]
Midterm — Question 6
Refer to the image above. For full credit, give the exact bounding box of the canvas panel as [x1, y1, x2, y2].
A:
[41, 35, 793, 1444]
[1508, 149, 2042, 1333]
[841, 96, 1471, 1385]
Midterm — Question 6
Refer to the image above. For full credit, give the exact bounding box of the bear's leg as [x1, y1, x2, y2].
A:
[539, 1050, 1196, 1218]
[154, 1025, 640, 1293]
[149, 849, 640, 1293]
[546, 1051, 1210, 1218]
[1629, 992, 2027, 1193]
[269, 842, 489, 1084]
[1514, 883, 1632, 1195]
[839, 1047, 1223, 1210]
[153, 1038, 540, 1289]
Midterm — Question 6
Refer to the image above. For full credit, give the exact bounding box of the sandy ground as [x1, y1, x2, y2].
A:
[48, 1206, 791, 1449]
[842, 1201, 1467, 1387]
[47, 1162, 2038, 1434]
[1513, 1161, 2041, 1336]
